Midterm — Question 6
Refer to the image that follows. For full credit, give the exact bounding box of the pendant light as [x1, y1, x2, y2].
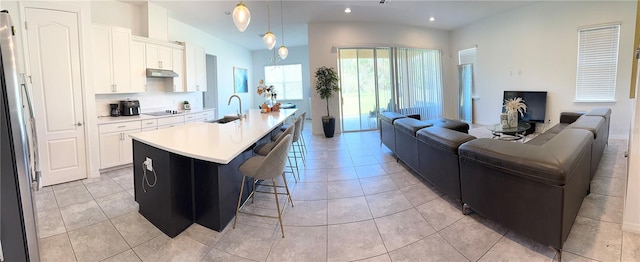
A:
[232, 1, 251, 32]
[263, 0, 277, 50]
[277, 0, 288, 59]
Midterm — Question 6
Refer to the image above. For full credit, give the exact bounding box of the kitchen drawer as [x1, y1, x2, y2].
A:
[158, 123, 184, 129]
[141, 127, 157, 132]
[99, 121, 141, 134]
[184, 112, 205, 122]
[141, 119, 158, 129]
[157, 115, 184, 126]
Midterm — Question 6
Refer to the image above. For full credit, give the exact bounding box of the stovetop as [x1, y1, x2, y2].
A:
[143, 110, 184, 117]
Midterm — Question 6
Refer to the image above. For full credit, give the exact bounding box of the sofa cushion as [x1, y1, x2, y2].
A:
[416, 127, 475, 154]
[560, 112, 585, 124]
[568, 116, 604, 139]
[458, 129, 592, 185]
[394, 118, 432, 136]
[585, 108, 611, 120]
[525, 132, 556, 146]
[380, 112, 406, 124]
[546, 123, 569, 134]
[423, 118, 470, 133]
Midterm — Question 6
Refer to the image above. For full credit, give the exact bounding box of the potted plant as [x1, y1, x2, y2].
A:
[315, 66, 340, 137]
[503, 97, 527, 128]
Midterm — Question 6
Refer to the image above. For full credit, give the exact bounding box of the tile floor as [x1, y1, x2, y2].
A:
[34, 123, 640, 262]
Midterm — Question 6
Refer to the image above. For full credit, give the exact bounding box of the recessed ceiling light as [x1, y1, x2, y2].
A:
[429, 16, 435, 22]
[345, 7, 351, 13]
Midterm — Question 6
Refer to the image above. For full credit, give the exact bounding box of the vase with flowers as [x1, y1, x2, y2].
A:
[503, 97, 527, 128]
[257, 80, 278, 108]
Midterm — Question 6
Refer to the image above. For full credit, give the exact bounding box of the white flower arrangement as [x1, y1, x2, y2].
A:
[504, 97, 527, 117]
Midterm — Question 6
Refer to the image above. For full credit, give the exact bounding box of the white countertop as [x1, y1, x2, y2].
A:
[97, 108, 216, 124]
[129, 109, 297, 164]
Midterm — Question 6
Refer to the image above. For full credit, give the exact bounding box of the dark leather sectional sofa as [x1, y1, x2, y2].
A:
[379, 108, 611, 257]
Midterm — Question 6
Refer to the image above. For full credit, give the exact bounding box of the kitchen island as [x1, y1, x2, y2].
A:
[129, 109, 297, 237]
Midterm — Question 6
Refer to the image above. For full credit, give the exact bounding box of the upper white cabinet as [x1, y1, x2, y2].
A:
[185, 43, 207, 92]
[146, 43, 173, 70]
[93, 25, 135, 94]
[171, 48, 184, 92]
[130, 40, 147, 92]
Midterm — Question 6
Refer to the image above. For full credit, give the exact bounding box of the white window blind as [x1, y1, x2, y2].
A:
[264, 64, 303, 100]
[458, 47, 477, 65]
[575, 24, 619, 102]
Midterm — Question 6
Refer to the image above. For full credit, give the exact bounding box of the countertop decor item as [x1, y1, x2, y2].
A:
[183, 100, 190, 110]
[257, 79, 277, 106]
[315, 66, 340, 137]
[503, 97, 526, 128]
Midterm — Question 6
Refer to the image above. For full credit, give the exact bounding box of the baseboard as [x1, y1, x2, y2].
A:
[622, 222, 640, 234]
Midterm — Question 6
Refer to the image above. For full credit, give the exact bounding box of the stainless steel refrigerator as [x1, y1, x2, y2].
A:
[0, 10, 40, 261]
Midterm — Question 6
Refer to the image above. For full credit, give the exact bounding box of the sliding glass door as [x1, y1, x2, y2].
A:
[338, 48, 392, 132]
[338, 47, 442, 132]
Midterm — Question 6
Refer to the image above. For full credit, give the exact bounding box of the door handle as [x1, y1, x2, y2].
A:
[76, 122, 83, 126]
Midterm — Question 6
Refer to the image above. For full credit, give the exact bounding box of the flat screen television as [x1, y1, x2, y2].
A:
[503, 91, 547, 123]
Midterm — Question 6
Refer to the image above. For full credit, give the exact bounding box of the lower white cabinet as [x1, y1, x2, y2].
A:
[99, 121, 141, 169]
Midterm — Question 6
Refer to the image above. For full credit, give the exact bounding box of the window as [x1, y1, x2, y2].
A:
[264, 64, 303, 100]
[458, 47, 477, 66]
[575, 24, 620, 102]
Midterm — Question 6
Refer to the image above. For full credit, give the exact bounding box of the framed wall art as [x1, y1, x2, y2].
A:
[234, 67, 248, 93]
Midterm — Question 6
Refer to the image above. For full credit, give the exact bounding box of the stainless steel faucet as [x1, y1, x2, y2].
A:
[228, 95, 242, 117]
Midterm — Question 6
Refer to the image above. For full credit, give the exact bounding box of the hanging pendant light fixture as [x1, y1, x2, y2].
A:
[232, 1, 251, 32]
[263, 0, 277, 50]
[278, 0, 288, 59]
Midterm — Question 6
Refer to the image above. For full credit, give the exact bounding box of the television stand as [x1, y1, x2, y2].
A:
[524, 122, 536, 135]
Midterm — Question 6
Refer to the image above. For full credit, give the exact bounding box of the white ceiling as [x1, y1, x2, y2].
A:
[138, 1, 535, 51]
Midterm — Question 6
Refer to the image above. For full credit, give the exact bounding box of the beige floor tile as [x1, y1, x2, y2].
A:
[68, 220, 129, 262]
[201, 248, 254, 262]
[60, 200, 108, 231]
[356, 164, 388, 178]
[85, 179, 124, 199]
[387, 170, 421, 188]
[388, 233, 469, 262]
[291, 181, 328, 200]
[553, 251, 598, 262]
[577, 193, 624, 223]
[111, 212, 162, 247]
[212, 225, 277, 261]
[352, 155, 380, 166]
[327, 196, 372, 224]
[36, 208, 67, 238]
[590, 177, 626, 197]
[54, 185, 93, 208]
[81, 175, 112, 186]
[622, 231, 640, 262]
[380, 161, 409, 174]
[374, 208, 436, 251]
[111, 174, 135, 191]
[415, 197, 464, 231]
[439, 215, 507, 261]
[400, 183, 441, 207]
[179, 223, 226, 247]
[95, 191, 139, 218]
[327, 220, 387, 261]
[267, 226, 327, 262]
[52, 180, 85, 191]
[38, 233, 75, 262]
[359, 176, 398, 195]
[282, 199, 328, 226]
[133, 234, 209, 261]
[563, 216, 622, 262]
[34, 190, 58, 212]
[479, 231, 556, 262]
[326, 166, 359, 181]
[355, 253, 392, 262]
[328, 179, 364, 199]
[365, 190, 413, 218]
[102, 249, 141, 262]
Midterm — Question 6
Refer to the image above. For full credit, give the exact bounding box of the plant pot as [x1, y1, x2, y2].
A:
[321, 116, 335, 138]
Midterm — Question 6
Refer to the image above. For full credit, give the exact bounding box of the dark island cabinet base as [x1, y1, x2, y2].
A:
[133, 130, 274, 237]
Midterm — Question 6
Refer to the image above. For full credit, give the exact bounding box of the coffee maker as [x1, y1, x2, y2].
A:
[109, 103, 120, 117]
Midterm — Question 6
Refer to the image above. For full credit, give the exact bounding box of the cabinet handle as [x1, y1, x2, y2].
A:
[117, 125, 126, 128]
[112, 84, 116, 92]
[159, 61, 163, 68]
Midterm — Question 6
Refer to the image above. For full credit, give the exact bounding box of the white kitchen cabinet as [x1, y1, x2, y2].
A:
[92, 25, 134, 94]
[130, 41, 147, 92]
[171, 48, 185, 92]
[157, 115, 184, 129]
[146, 43, 173, 70]
[99, 121, 141, 169]
[185, 43, 207, 92]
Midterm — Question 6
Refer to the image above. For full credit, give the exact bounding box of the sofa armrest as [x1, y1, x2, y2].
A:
[458, 129, 592, 185]
[559, 112, 585, 124]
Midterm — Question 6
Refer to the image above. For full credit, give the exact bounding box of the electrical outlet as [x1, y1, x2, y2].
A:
[145, 157, 153, 171]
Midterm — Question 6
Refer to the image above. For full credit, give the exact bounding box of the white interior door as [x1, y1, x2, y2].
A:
[24, 8, 87, 186]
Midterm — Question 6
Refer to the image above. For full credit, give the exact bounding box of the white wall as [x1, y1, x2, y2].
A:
[252, 46, 311, 118]
[168, 18, 254, 117]
[451, 1, 636, 138]
[625, 95, 640, 233]
[307, 22, 452, 135]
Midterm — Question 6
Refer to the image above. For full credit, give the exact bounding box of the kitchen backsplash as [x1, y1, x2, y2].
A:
[95, 78, 203, 117]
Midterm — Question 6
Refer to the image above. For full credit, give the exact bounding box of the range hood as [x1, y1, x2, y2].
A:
[146, 68, 178, 78]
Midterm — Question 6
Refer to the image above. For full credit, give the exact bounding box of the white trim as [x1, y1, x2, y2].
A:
[623, 222, 640, 234]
